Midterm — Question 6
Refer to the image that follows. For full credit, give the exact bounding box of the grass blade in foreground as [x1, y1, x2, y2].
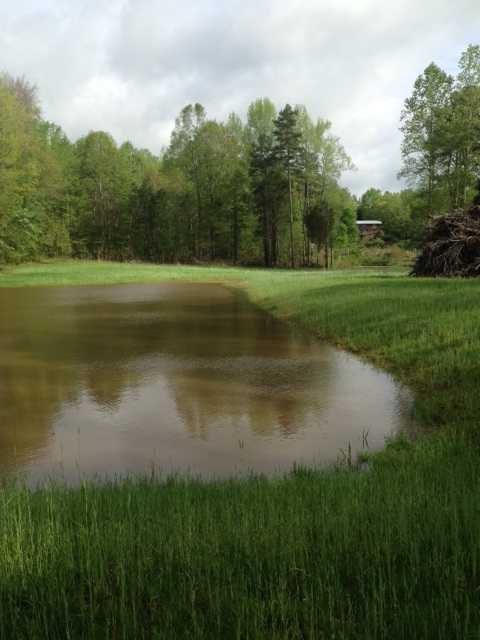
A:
[0, 438, 479, 639]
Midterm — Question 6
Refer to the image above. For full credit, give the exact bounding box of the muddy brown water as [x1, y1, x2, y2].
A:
[0, 283, 416, 486]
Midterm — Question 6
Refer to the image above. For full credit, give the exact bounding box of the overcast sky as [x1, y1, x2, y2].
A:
[2, 0, 479, 196]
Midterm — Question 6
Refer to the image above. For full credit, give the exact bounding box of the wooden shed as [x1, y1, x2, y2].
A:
[356, 220, 382, 239]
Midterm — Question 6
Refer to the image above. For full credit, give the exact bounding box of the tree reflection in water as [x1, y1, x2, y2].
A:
[0, 284, 416, 485]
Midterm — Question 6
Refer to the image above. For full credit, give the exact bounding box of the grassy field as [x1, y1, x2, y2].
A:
[0, 260, 479, 639]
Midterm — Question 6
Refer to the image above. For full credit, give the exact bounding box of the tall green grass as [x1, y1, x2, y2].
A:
[241, 269, 480, 439]
[1, 261, 480, 638]
[0, 437, 479, 639]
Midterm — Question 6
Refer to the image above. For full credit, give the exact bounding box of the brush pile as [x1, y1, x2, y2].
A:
[411, 205, 480, 277]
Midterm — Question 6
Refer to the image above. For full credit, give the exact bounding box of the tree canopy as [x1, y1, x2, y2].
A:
[0, 80, 357, 267]
[2, 45, 479, 267]
[398, 45, 480, 220]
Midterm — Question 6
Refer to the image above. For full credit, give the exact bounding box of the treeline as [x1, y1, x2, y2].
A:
[1, 45, 479, 266]
[398, 44, 480, 220]
[356, 45, 480, 244]
[0, 76, 358, 267]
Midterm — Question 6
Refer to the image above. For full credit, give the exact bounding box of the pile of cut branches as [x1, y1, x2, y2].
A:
[411, 205, 480, 277]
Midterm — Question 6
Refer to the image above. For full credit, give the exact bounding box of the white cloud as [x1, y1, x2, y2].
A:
[1, 0, 479, 195]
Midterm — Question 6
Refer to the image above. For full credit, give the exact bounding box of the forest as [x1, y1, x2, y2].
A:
[1, 44, 479, 267]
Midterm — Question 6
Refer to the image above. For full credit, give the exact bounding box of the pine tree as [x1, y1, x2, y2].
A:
[274, 104, 302, 268]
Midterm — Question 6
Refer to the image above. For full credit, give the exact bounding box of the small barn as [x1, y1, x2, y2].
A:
[356, 220, 382, 239]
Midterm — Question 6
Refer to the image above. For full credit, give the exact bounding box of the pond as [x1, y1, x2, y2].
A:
[0, 283, 416, 486]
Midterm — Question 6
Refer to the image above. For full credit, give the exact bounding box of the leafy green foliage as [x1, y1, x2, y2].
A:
[0, 85, 45, 262]
[399, 46, 480, 222]
[3, 44, 480, 264]
[0, 75, 360, 267]
[75, 131, 131, 259]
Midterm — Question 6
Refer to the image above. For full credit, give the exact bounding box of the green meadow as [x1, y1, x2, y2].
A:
[0, 261, 479, 639]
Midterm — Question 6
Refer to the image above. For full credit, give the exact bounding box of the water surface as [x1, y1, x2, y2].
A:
[0, 283, 416, 485]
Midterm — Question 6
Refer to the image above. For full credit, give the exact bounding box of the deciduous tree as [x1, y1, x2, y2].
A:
[398, 62, 453, 215]
[0, 83, 43, 261]
[75, 131, 130, 258]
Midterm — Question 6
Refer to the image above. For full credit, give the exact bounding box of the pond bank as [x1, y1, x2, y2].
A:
[4, 259, 476, 436]
[0, 280, 417, 485]
[1, 436, 479, 639]
[0, 261, 479, 638]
